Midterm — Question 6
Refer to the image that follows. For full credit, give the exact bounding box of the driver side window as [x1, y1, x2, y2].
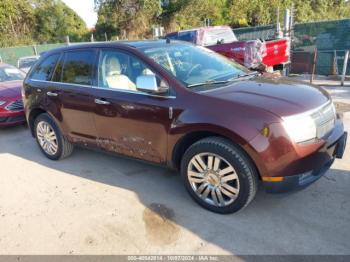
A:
[98, 49, 157, 92]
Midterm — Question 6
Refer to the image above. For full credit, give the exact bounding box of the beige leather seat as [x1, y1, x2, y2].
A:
[105, 56, 136, 91]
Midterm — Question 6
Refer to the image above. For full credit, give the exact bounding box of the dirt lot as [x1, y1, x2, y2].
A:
[0, 96, 349, 255]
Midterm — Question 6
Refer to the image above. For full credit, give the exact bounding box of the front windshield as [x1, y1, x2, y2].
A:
[0, 66, 25, 82]
[142, 43, 251, 87]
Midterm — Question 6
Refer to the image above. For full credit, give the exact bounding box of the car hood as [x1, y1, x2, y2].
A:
[0, 80, 22, 100]
[204, 76, 330, 117]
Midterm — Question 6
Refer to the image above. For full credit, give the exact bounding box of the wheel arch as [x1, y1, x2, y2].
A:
[170, 127, 261, 179]
[28, 108, 61, 137]
[28, 108, 47, 136]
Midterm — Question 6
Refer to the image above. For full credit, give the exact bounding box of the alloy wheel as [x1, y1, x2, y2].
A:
[187, 153, 240, 207]
[36, 121, 58, 156]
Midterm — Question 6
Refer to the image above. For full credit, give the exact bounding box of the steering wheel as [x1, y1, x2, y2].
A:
[186, 64, 202, 78]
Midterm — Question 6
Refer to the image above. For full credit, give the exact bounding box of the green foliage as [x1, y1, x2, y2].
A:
[96, 0, 161, 40]
[95, 0, 350, 38]
[34, 0, 88, 43]
[0, 0, 35, 47]
[1, 0, 349, 47]
[162, 0, 227, 30]
[0, 0, 88, 47]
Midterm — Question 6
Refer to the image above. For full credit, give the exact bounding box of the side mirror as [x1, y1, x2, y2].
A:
[136, 75, 169, 94]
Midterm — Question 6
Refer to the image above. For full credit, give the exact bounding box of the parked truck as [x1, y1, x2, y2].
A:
[165, 26, 290, 72]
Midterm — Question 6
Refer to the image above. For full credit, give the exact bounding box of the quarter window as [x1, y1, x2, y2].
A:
[30, 54, 60, 81]
[61, 50, 94, 85]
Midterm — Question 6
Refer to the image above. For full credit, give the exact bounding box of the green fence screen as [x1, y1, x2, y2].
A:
[0, 43, 65, 67]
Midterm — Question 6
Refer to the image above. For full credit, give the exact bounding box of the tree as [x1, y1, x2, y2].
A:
[161, 0, 226, 31]
[0, 0, 35, 47]
[95, 0, 350, 38]
[0, 0, 89, 47]
[33, 0, 88, 43]
[96, 0, 161, 40]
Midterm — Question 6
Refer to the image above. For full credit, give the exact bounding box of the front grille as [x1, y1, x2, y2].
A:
[0, 115, 25, 123]
[311, 102, 336, 139]
[5, 100, 24, 112]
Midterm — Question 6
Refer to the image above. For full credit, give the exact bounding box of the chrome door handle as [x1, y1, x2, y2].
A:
[94, 98, 110, 105]
[47, 91, 58, 97]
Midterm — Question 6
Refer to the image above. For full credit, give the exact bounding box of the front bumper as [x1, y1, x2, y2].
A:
[264, 131, 347, 193]
[0, 111, 26, 126]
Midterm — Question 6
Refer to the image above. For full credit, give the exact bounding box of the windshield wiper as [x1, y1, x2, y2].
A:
[187, 72, 260, 88]
[230, 72, 260, 80]
[187, 80, 230, 88]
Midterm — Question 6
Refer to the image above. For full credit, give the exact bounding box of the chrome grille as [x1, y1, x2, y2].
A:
[311, 102, 336, 139]
[5, 100, 24, 112]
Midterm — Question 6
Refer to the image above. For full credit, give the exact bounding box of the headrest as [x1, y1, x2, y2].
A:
[106, 56, 121, 75]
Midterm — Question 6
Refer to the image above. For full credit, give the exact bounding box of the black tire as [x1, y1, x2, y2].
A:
[34, 113, 74, 160]
[181, 137, 258, 214]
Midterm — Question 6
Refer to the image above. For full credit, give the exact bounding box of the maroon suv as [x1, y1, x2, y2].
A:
[23, 41, 347, 213]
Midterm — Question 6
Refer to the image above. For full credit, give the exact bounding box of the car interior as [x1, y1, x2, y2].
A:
[99, 51, 156, 92]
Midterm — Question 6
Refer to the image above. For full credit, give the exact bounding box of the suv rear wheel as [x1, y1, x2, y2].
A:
[34, 113, 74, 160]
[181, 137, 258, 214]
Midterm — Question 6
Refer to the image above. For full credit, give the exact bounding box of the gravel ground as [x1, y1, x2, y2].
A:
[0, 90, 349, 255]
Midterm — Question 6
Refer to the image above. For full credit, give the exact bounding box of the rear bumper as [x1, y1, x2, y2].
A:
[0, 111, 26, 126]
[264, 131, 347, 193]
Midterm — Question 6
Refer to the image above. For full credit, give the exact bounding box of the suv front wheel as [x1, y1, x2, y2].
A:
[181, 137, 258, 214]
[34, 113, 74, 160]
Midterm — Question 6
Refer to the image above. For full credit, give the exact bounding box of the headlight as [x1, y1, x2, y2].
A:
[282, 114, 317, 143]
[0, 100, 6, 106]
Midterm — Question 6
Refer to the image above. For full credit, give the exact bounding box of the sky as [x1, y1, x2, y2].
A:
[61, 0, 98, 29]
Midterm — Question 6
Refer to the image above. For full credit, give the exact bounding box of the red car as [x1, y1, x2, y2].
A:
[0, 63, 26, 127]
[165, 26, 290, 71]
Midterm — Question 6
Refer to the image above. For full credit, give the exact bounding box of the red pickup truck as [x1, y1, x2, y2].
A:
[165, 26, 290, 71]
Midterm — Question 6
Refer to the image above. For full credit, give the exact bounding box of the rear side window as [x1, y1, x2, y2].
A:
[30, 54, 60, 81]
[61, 50, 94, 85]
[177, 31, 197, 43]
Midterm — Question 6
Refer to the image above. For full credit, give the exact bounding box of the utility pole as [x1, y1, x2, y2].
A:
[33, 45, 38, 56]
[275, 7, 283, 39]
[65, 35, 70, 45]
[341, 50, 349, 86]
[311, 48, 318, 84]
